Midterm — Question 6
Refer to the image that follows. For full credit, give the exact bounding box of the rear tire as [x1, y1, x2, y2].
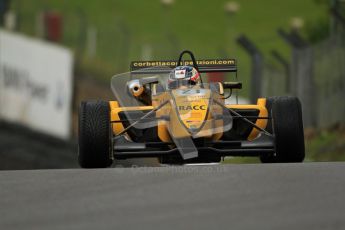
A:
[78, 101, 113, 168]
[260, 96, 305, 163]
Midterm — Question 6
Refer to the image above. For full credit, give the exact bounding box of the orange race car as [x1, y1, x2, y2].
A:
[78, 51, 305, 168]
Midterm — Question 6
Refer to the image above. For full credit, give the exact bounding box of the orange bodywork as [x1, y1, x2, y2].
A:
[109, 98, 268, 142]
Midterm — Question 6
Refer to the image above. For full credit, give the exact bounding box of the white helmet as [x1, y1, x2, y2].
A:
[168, 66, 200, 89]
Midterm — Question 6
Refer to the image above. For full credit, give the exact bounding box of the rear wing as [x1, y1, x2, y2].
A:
[130, 59, 237, 74]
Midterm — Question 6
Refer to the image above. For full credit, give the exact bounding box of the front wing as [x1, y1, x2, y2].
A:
[112, 132, 275, 160]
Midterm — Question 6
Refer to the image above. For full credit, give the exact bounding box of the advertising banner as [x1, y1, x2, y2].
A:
[0, 30, 73, 140]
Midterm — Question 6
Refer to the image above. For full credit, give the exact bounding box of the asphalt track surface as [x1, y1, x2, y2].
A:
[1, 162, 345, 230]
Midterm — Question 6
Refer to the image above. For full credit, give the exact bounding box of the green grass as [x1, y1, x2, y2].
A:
[10, 0, 328, 96]
[305, 127, 345, 162]
[223, 157, 260, 164]
[222, 126, 345, 164]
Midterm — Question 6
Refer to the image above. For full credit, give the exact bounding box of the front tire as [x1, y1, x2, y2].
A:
[260, 96, 305, 163]
[78, 101, 113, 168]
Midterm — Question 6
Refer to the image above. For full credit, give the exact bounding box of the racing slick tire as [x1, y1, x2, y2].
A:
[78, 100, 113, 168]
[260, 96, 305, 163]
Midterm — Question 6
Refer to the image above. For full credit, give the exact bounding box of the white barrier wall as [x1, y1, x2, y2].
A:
[0, 30, 74, 140]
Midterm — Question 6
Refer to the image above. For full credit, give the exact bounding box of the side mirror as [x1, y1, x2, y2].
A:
[223, 82, 242, 90]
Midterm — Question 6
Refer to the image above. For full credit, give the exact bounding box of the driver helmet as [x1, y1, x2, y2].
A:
[168, 66, 200, 89]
